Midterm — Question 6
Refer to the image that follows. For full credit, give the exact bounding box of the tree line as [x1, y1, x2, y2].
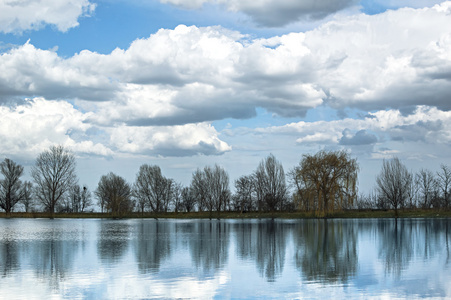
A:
[359, 158, 451, 217]
[1, 145, 450, 217]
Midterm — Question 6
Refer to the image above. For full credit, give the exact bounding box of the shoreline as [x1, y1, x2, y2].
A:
[1, 209, 451, 219]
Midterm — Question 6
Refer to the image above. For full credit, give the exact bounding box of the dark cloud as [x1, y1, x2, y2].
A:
[236, 0, 359, 27]
[363, 113, 377, 119]
[125, 105, 257, 126]
[127, 65, 187, 86]
[412, 51, 451, 81]
[264, 103, 309, 118]
[425, 69, 451, 81]
[390, 120, 444, 142]
[339, 129, 378, 145]
[347, 81, 451, 112]
[160, 0, 359, 27]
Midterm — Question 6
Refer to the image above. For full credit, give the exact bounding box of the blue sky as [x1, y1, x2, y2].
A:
[1, 0, 451, 193]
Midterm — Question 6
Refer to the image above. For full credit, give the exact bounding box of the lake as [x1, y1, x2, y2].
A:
[0, 218, 450, 299]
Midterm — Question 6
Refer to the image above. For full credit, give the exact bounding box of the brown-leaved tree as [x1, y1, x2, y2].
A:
[291, 150, 359, 217]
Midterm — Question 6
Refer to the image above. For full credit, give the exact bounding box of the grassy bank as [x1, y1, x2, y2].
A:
[1, 209, 451, 219]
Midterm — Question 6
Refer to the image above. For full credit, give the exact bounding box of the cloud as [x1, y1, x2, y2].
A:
[2, 4, 451, 159]
[223, 0, 360, 27]
[308, 2, 451, 111]
[256, 106, 451, 148]
[109, 123, 231, 156]
[0, 97, 230, 158]
[160, 0, 359, 26]
[2, 4, 451, 125]
[0, 42, 118, 102]
[390, 120, 444, 142]
[1, 25, 325, 123]
[339, 129, 378, 145]
[0, 98, 112, 157]
[0, 0, 96, 34]
[159, 0, 210, 9]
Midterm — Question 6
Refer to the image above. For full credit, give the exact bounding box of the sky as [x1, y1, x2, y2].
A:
[1, 0, 451, 194]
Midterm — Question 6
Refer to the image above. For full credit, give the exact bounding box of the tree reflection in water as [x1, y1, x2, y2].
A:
[255, 220, 287, 282]
[189, 221, 230, 278]
[420, 219, 450, 262]
[98, 220, 131, 264]
[378, 218, 451, 277]
[377, 219, 413, 277]
[133, 220, 172, 273]
[27, 221, 83, 290]
[233, 220, 288, 282]
[0, 240, 19, 277]
[447, 219, 451, 265]
[234, 220, 257, 261]
[0, 218, 450, 299]
[294, 219, 358, 284]
[32, 239, 78, 289]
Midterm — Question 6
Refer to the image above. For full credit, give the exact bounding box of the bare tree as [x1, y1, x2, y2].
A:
[210, 165, 230, 214]
[191, 168, 208, 212]
[80, 185, 92, 212]
[376, 157, 411, 218]
[437, 164, 451, 209]
[0, 158, 26, 215]
[191, 164, 230, 218]
[291, 150, 358, 216]
[181, 186, 196, 212]
[172, 182, 183, 213]
[21, 181, 34, 212]
[70, 185, 82, 213]
[191, 168, 210, 212]
[406, 175, 420, 209]
[31, 145, 77, 215]
[415, 169, 437, 209]
[355, 190, 378, 210]
[162, 178, 174, 213]
[95, 172, 132, 217]
[135, 187, 147, 215]
[254, 154, 287, 213]
[233, 175, 255, 213]
[68, 184, 92, 213]
[134, 164, 172, 213]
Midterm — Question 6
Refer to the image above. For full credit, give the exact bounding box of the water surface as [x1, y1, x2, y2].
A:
[0, 218, 450, 299]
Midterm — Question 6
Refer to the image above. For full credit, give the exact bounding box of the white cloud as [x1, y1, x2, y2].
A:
[0, 0, 96, 33]
[0, 41, 117, 101]
[254, 106, 451, 152]
[109, 123, 231, 156]
[0, 25, 325, 123]
[2, 3, 451, 124]
[0, 98, 112, 157]
[159, 0, 210, 9]
[1, 4, 451, 159]
[304, 2, 451, 110]
[0, 97, 230, 158]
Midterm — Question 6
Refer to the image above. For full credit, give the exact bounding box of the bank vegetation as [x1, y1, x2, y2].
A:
[1, 145, 451, 219]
